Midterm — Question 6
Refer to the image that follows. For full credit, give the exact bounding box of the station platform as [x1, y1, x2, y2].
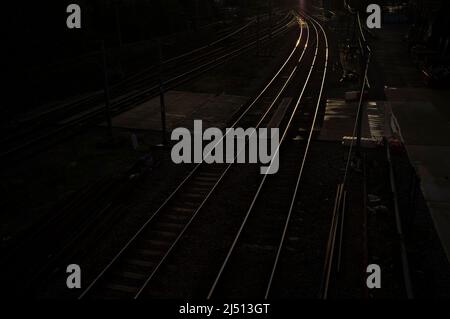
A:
[111, 90, 247, 132]
[386, 87, 450, 262]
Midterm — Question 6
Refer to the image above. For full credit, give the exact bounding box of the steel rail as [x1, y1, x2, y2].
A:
[207, 11, 327, 299]
[133, 18, 311, 300]
[78, 18, 307, 299]
[321, 184, 344, 299]
[264, 11, 329, 299]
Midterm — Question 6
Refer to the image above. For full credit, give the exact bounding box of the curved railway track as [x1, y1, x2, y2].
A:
[207, 11, 329, 300]
[78, 13, 310, 299]
[77, 9, 331, 300]
[2, 5, 419, 300]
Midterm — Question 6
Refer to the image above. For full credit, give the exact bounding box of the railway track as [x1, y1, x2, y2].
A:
[76, 9, 331, 299]
[0, 12, 295, 162]
[206, 11, 329, 299]
[78, 13, 310, 299]
[0, 10, 300, 298]
[3, 5, 419, 300]
[0, 155, 154, 296]
[2, 8, 334, 300]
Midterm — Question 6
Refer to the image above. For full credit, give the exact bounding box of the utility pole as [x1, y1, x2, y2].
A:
[158, 39, 167, 146]
[101, 40, 113, 140]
